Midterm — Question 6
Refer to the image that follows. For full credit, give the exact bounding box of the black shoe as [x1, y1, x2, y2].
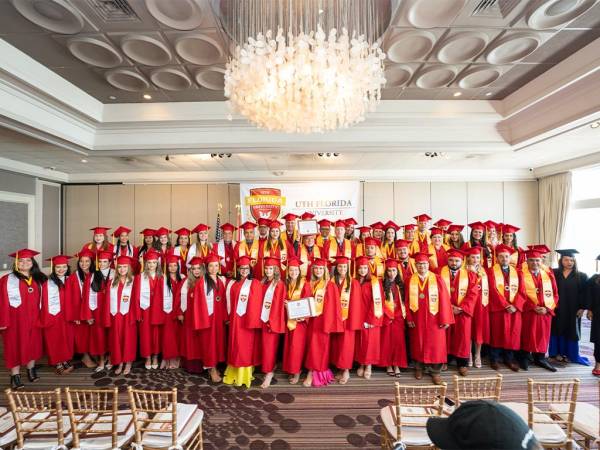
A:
[519, 359, 529, 371]
[535, 358, 557, 372]
[27, 367, 39, 382]
[10, 375, 24, 390]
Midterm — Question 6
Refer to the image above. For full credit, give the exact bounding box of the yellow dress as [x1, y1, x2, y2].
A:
[223, 365, 254, 388]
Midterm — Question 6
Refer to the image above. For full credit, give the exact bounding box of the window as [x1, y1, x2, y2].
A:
[561, 166, 600, 275]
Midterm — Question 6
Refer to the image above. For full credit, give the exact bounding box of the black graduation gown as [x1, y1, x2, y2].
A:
[589, 275, 600, 345]
[551, 269, 588, 341]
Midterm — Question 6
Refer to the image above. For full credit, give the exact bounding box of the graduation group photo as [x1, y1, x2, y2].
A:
[1, 0, 600, 449]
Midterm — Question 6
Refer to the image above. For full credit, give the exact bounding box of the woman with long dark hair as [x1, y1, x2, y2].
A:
[501, 224, 522, 267]
[257, 221, 290, 277]
[549, 249, 589, 365]
[462, 222, 490, 265]
[137, 228, 157, 263]
[381, 222, 399, 259]
[135, 249, 161, 370]
[447, 225, 465, 250]
[187, 224, 212, 267]
[40, 255, 74, 375]
[172, 228, 191, 276]
[155, 227, 172, 271]
[0, 249, 46, 389]
[179, 256, 204, 365]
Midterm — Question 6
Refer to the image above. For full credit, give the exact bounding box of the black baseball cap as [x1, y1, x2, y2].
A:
[426, 400, 539, 450]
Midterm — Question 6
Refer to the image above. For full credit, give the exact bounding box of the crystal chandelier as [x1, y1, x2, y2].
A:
[212, 0, 390, 134]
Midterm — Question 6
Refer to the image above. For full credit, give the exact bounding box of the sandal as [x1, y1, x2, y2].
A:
[55, 364, 65, 375]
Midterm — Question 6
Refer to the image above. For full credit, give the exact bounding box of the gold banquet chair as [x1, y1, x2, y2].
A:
[450, 374, 503, 410]
[5, 388, 72, 449]
[503, 378, 579, 450]
[0, 406, 17, 449]
[127, 386, 203, 450]
[380, 382, 447, 450]
[65, 387, 139, 450]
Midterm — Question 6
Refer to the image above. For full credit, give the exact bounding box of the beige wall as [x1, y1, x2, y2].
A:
[63, 181, 538, 255]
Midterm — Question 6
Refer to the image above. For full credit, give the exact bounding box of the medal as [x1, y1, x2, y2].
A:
[450, 287, 455, 292]
[27, 287, 34, 294]
[418, 293, 425, 299]
[122, 295, 129, 303]
[216, 296, 221, 302]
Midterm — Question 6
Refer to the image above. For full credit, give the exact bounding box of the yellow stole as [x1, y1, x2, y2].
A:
[369, 257, 384, 279]
[370, 277, 383, 318]
[312, 279, 327, 316]
[338, 278, 351, 320]
[356, 242, 383, 258]
[408, 272, 439, 315]
[428, 243, 449, 270]
[492, 264, 518, 303]
[384, 283, 406, 319]
[299, 245, 321, 277]
[286, 277, 306, 330]
[180, 246, 188, 262]
[522, 267, 555, 309]
[196, 242, 210, 258]
[469, 265, 490, 307]
[239, 239, 259, 261]
[264, 240, 287, 265]
[316, 235, 333, 248]
[328, 239, 352, 260]
[440, 266, 468, 305]
[381, 242, 395, 259]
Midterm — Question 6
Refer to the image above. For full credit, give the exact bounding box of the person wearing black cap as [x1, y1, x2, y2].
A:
[589, 254, 600, 376]
[426, 400, 541, 450]
[549, 249, 590, 366]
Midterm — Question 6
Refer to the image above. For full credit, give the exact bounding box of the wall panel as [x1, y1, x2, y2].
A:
[41, 183, 61, 262]
[64, 185, 98, 256]
[503, 181, 539, 245]
[393, 182, 431, 226]
[207, 184, 230, 241]
[467, 182, 503, 224]
[99, 185, 135, 242]
[363, 182, 394, 226]
[171, 184, 208, 232]
[134, 185, 171, 239]
[431, 182, 467, 228]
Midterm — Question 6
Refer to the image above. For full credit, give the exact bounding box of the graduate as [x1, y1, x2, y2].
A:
[378, 259, 408, 377]
[370, 222, 385, 242]
[355, 256, 383, 380]
[380, 221, 400, 259]
[364, 237, 384, 279]
[282, 213, 300, 249]
[179, 256, 204, 363]
[464, 246, 490, 368]
[403, 224, 416, 243]
[223, 256, 262, 388]
[441, 249, 478, 376]
[282, 257, 308, 384]
[344, 218, 359, 244]
[434, 218, 453, 244]
[234, 221, 260, 276]
[105, 255, 138, 375]
[316, 219, 333, 248]
[297, 233, 322, 277]
[85, 226, 113, 255]
[324, 220, 353, 264]
[259, 257, 286, 388]
[395, 239, 416, 282]
[487, 244, 525, 372]
[428, 227, 450, 273]
[194, 253, 228, 382]
[40, 255, 75, 375]
[135, 249, 161, 370]
[0, 249, 46, 389]
[155, 227, 172, 266]
[112, 226, 138, 259]
[67, 247, 99, 369]
[410, 214, 432, 254]
[172, 227, 192, 276]
[137, 228, 157, 262]
[500, 224, 522, 267]
[405, 252, 453, 385]
[257, 220, 290, 276]
[257, 218, 270, 242]
[462, 222, 489, 266]
[330, 256, 363, 384]
[519, 248, 559, 372]
[187, 223, 212, 266]
[214, 223, 236, 278]
[447, 224, 465, 250]
[549, 249, 589, 365]
[302, 258, 343, 387]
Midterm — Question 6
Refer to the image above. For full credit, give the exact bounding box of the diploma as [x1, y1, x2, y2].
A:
[286, 296, 317, 320]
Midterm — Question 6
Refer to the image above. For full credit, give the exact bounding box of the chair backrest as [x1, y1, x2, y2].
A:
[453, 374, 503, 406]
[5, 388, 66, 449]
[393, 382, 447, 442]
[65, 387, 119, 449]
[527, 378, 579, 440]
[128, 386, 178, 447]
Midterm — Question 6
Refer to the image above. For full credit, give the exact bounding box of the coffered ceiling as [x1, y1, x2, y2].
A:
[0, 0, 599, 103]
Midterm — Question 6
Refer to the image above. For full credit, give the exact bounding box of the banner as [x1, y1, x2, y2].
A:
[240, 182, 361, 223]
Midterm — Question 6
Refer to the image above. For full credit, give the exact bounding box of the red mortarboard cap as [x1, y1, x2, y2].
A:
[403, 224, 416, 231]
[364, 237, 380, 247]
[311, 258, 328, 267]
[501, 224, 520, 234]
[468, 221, 485, 231]
[220, 223, 236, 232]
[344, 218, 358, 226]
[112, 226, 132, 236]
[334, 220, 346, 228]
[527, 244, 551, 254]
[282, 213, 299, 221]
[484, 220, 500, 230]
[9, 248, 40, 259]
[447, 224, 465, 233]
[286, 256, 302, 267]
[355, 256, 370, 267]
[394, 239, 412, 249]
[46, 255, 71, 265]
[204, 253, 220, 264]
[263, 257, 281, 267]
[429, 227, 443, 236]
[143, 249, 160, 261]
[165, 254, 180, 265]
[463, 247, 482, 257]
[447, 249, 465, 259]
[495, 244, 516, 255]
[413, 252, 432, 263]
[140, 228, 156, 237]
[385, 259, 399, 269]
[434, 218, 452, 228]
[332, 256, 351, 265]
[75, 248, 95, 259]
[357, 226, 371, 234]
[155, 227, 171, 236]
[301, 212, 315, 220]
[370, 221, 385, 231]
[115, 255, 133, 266]
[526, 250, 544, 259]
[384, 220, 400, 231]
[236, 255, 253, 267]
[318, 219, 332, 228]
[191, 223, 210, 233]
[90, 226, 111, 234]
[188, 256, 203, 266]
[239, 221, 256, 231]
[97, 250, 113, 261]
[414, 214, 432, 222]
[173, 227, 191, 236]
[257, 218, 270, 227]
[269, 220, 281, 229]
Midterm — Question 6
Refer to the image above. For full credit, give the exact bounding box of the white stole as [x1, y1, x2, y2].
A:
[261, 281, 277, 323]
[236, 278, 253, 317]
[7, 273, 22, 308]
[204, 279, 215, 316]
[217, 240, 227, 268]
[47, 279, 61, 316]
[139, 274, 152, 310]
[225, 280, 234, 315]
[180, 280, 189, 313]
[78, 273, 97, 311]
[110, 281, 133, 316]
[163, 278, 173, 313]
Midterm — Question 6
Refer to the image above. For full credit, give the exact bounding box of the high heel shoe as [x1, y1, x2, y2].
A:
[27, 367, 39, 382]
[10, 374, 24, 390]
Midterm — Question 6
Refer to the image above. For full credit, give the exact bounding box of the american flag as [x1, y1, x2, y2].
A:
[215, 204, 222, 242]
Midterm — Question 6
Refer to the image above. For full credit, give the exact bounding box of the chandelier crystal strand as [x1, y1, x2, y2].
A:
[217, 0, 388, 133]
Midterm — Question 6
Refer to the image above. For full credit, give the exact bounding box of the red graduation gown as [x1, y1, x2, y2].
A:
[378, 283, 408, 368]
[428, 246, 449, 274]
[134, 273, 161, 358]
[180, 279, 203, 360]
[405, 273, 454, 364]
[0, 275, 43, 369]
[303, 281, 344, 371]
[282, 280, 309, 375]
[445, 270, 478, 359]
[193, 275, 227, 367]
[331, 278, 363, 369]
[151, 276, 182, 359]
[227, 278, 262, 367]
[471, 269, 491, 345]
[260, 280, 286, 373]
[487, 265, 526, 351]
[213, 241, 235, 277]
[355, 280, 384, 365]
[105, 279, 139, 365]
[39, 279, 74, 365]
[520, 270, 559, 353]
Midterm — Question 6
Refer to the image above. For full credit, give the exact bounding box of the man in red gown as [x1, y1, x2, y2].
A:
[213, 223, 236, 278]
[324, 220, 353, 264]
[282, 213, 300, 250]
[234, 221, 261, 277]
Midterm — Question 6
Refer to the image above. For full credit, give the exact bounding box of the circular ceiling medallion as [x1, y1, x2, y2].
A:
[105, 69, 150, 92]
[386, 30, 435, 63]
[527, 0, 595, 30]
[145, 0, 204, 30]
[150, 68, 192, 91]
[67, 37, 122, 68]
[407, 0, 468, 28]
[485, 33, 541, 64]
[175, 34, 223, 65]
[437, 31, 489, 64]
[384, 65, 413, 87]
[10, 0, 84, 34]
[415, 65, 457, 89]
[195, 67, 225, 90]
[121, 34, 172, 66]
[457, 65, 502, 89]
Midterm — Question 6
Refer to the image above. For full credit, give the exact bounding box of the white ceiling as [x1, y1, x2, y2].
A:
[0, 0, 599, 103]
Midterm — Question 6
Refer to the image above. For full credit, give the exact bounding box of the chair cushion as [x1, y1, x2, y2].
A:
[141, 404, 203, 448]
[20, 413, 73, 449]
[76, 411, 139, 450]
[502, 402, 567, 444]
[379, 406, 432, 446]
[550, 402, 599, 440]
[0, 408, 16, 447]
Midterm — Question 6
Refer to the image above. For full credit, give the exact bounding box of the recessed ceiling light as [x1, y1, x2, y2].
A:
[485, 92, 493, 96]
[108, 95, 117, 100]
[81, 159, 88, 163]
[453, 92, 462, 97]
[591, 121, 600, 129]
[143, 94, 152, 100]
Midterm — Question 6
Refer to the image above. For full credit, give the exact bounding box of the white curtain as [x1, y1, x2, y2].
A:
[538, 172, 572, 256]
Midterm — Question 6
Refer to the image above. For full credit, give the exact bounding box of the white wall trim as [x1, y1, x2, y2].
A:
[35, 179, 62, 265]
[0, 190, 36, 258]
[0, 157, 69, 182]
